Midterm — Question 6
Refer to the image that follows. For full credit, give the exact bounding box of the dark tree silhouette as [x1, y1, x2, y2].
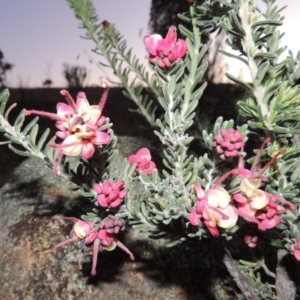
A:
[149, 0, 192, 37]
[63, 64, 88, 89]
[43, 79, 53, 87]
[0, 50, 14, 87]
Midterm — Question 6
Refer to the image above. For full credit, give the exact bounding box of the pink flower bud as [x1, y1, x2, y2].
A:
[94, 180, 128, 208]
[213, 128, 244, 160]
[244, 235, 258, 248]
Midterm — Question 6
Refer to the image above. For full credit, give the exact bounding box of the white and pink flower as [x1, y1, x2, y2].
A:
[189, 184, 238, 236]
[24, 85, 111, 175]
[52, 217, 134, 276]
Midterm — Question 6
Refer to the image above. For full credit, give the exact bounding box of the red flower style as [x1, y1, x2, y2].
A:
[143, 26, 187, 68]
[52, 217, 134, 276]
[24, 84, 111, 175]
[128, 148, 156, 175]
[94, 180, 128, 208]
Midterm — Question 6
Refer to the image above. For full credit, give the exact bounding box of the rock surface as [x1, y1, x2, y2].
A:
[0, 136, 234, 300]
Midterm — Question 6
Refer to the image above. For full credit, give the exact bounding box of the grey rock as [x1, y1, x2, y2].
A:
[0, 136, 233, 300]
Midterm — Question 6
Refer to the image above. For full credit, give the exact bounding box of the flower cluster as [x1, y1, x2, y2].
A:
[232, 139, 295, 230]
[212, 128, 244, 160]
[143, 26, 187, 68]
[189, 139, 295, 236]
[94, 180, 127, 208]
[128, 148, 156, 175]
[24, 85, 111, 175]
[52, 217, 134, 276]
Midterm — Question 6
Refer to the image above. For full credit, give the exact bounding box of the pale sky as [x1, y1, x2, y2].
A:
[1, 0, 299, 88]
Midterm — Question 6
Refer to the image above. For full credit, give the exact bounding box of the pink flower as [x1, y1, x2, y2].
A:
[128, 148, 156, 175]
[189, 184, 238, 236]
[255, 197, 285, 230]
[24, 84, 111, 175]
[52, 217, 134, 276]
[94, 180, 128, 208]
[143, 26, 187, 68]
[244, 235, 258, 248]
[213, 128, 244, 160]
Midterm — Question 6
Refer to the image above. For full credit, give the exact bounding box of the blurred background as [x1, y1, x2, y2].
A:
[1, 0, 299, 89]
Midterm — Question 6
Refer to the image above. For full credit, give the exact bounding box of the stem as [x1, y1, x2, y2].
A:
[238, 2, 274, 140]
[0, 114, 46, 161]
[190, 4, 201, 53]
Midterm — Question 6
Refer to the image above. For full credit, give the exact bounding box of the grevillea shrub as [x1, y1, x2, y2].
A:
[1, 0, 300, 299]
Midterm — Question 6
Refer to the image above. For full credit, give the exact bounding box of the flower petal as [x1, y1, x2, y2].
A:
[62, 135, 82, 156]
[57, 103, 74, 118]
[143, 34, 162, 56]
[81, 142, 95, 159]
[91, 131, 111, 145]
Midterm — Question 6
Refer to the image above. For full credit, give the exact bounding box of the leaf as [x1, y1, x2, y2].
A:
[37, 128, 50, 150]
[22, 117, 39, 135]
[8, 144, 32, 157]
[29, 124, 39, 144]
[139, 172, 152, 184]
[251, 20, 282, 29]
[219, 49, 248, 65]
[225, 73, 253, 92]
[13, 109, 25, 133]
[253, 52, 277, 60]
[107, 149, 118, 164]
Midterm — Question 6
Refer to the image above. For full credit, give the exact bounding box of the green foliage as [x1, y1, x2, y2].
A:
[0, 89, 51, 163]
